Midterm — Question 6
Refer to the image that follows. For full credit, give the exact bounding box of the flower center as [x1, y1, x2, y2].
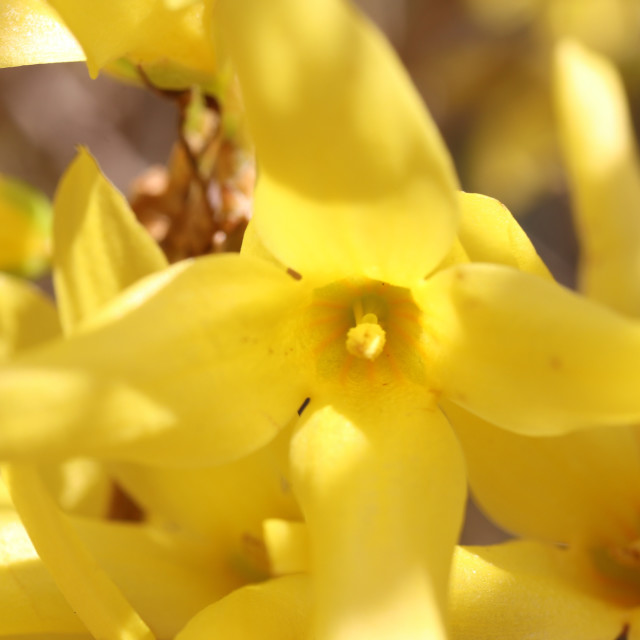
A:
[590, 539, 640, 605]
[302, 278, 426, 387]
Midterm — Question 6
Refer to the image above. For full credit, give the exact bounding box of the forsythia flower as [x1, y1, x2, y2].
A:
[4, 2, 640, 639]
[448, 41, 640, 640]
[0, 174, 52, 278]
[460, 0, 640, 212]
[465, 0, 640, 60]
[0, 0, 217, 86]
[0, 150, 306, 639]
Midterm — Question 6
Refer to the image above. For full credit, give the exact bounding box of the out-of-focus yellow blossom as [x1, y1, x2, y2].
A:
[463, 71, 562, 215]
[466, 0, 640, 61]
[0, 0, 84, 66]
[0, 258, 298, 640]
[447, 41, 640, 640]
[0, 0, 218, 86]
[455, 0, 640, 214]
[0, 174, 52, 278]
[2, 3, 640, 639]
[0, 263, 112, 517]
[0, 149, 308, 639]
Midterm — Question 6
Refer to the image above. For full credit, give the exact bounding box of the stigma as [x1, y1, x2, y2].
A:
[345, 298, 387, 361]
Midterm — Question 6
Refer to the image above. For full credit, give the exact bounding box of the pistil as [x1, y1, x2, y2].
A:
[346, 298, 387, 361]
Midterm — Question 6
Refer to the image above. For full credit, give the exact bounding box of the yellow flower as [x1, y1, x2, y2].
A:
[0, 174, 52, 279]
[0, 150, 292, 639]
[457, 0, 640, 214]
[448, 41, 640, 640]
[4, 3, 640, 638]
[465, 0, 640, 61]
[0, 0, 217, 85]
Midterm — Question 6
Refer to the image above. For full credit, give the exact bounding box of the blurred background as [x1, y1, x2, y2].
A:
[9, 0, 634, 273]
[3, 0, 640, 543]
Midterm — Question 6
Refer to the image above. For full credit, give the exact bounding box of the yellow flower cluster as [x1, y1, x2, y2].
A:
[1, 1, 640, 639]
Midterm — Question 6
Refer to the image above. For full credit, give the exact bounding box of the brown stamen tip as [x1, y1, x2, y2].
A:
[297, 397, 311, 415]
[615, 624, 630, 640]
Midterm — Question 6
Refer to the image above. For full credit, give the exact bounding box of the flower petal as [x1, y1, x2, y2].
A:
[456, 192, 551, 279]
[435, 191, 552, 275]
[555, 40, 640, 316]
[176, 575, 311, 640]
[218, 0, 459, 286]
[40, 458, 113, 518]
[3, 463, 154, 640]
[0, 173, 52, 278]
[0, 475, 11, 508]
[0, 509, 86, 636]
[445, 400, 640, 547]
[0, 236, 115, 522]
[109, 423, 301, 562]
[19, 634, 90, 639]
[0, 255, 310, 466]
[53, 148, 168, 333]
[47, 0, 216, 78]
[290, 388, 466, 640]
[0, 274, 61, 360]
[418, 263, 640, 435]
[0, 502, 237, 639]
[0, 0, 84, 67]
[263, 519, 309, 576]
[450, 541, 629, 640]
[240, 218, 285, 270]
[76, 518, 243, 639]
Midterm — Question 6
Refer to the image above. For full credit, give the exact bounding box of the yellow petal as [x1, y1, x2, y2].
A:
[40, 458, 113, 517]
[445, 400, 640, 547]
[109, 423, 301, 566]
[418, 263, 640, 435]
[0, 504, 236, 639]
[19, 635, 91, 639]
[263, 519, 309, 576]
[450, 542, 629, 640]
[3, 463, 154, 640]
[76, 518, 243, 639]
[555, 40, 640, 316]
[0, 274, 60, 361]
[435, 190, 549, 274]
[0, 0, 84, 67]
[0, 255, 310, 466]
[53, 148, 167, 334]
[456, 192, 551, 279]
[290, 389, 466, 640]
[164, 0, 200, 9]
[218, 0, 459, 287]
[464, 76, 557, 214]
[434, 236, 470, 273]
[0, 509, 86, 635]
[239, 217, 285, 271]
[0, 173, 52, 278]
[176, 575, 311, 640]
[0, 475, 11, 509]
[547, 0, 638, 71]
[47, 0, 216, 78]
